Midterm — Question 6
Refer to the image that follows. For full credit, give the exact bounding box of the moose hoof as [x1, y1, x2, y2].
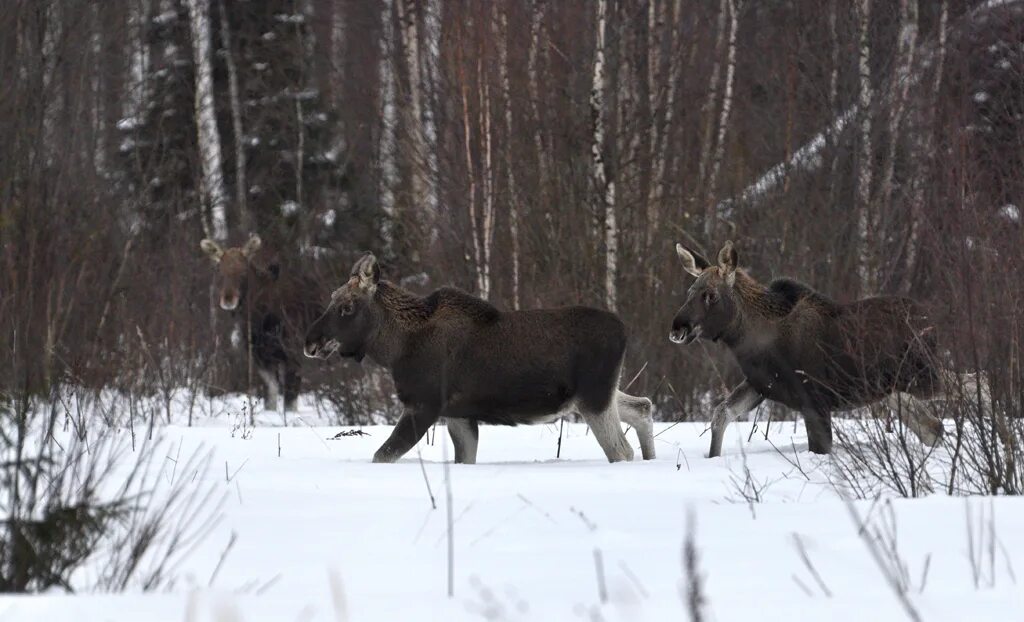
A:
[372, 450, 399, 464]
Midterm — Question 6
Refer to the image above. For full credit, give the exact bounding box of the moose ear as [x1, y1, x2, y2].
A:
[200, 238, 224, 263]
[352, 253, 380, 292]
[676, 243, 709, 277]
[242, 234, 262, 258]
[718, 240, 738, 285]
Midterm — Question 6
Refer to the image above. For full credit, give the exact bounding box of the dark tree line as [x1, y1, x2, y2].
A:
[2, 0, 1024, 425]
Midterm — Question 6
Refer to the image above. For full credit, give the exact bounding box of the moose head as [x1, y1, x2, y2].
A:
[303, 253, 380, 361]
[670, 241, 741, 345]
[199, 234, 268, 311]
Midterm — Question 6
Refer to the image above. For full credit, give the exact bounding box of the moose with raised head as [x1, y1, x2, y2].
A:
[304, 253, 656, 464]
[670, 240, 946, 458]
[200, 234, 321, 413]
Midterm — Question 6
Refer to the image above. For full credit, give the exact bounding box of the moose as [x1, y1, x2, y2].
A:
[670, 240, 946, 458]
[304, 253, 656, 464]
[200, 234, 321, 413]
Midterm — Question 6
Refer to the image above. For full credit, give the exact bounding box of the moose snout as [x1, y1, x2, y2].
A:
[220, 291, 240, 311]
[670, 316, 698, 345]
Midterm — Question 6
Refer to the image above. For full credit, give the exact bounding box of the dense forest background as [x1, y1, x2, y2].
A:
[3, 0, 1024, 422]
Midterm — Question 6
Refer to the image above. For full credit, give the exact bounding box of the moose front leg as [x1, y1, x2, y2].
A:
[373, 408, 440, 463]
[709, 380, 764, 458]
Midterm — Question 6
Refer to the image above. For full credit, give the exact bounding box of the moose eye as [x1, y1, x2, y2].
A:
[703, 291, 718, 306]
[338, 302, 354, 316]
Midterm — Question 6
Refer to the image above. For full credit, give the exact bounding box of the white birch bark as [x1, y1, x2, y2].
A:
[879, 0, 918, 211]
[695, 0, 728, 205]
[421, 0, 441, 220]
[396, 0, 436, 217]
[904, 0, 947, 290]
[527, 0, 550, 191]
[480, 72, 495, 302]
[498, 6, 521, 309]
[462, 74, 483, 297]
[217, 0, 248, 229]
[704, 0, 738, 238]
[855, 0, 874, 292]
[591, 0, 617, 311]
[186, 0, 228, 240]
[378, 0, 398, 257]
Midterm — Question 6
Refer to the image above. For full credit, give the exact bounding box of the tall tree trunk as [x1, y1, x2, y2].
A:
[704, 0, 738, 239]
[396, 0, 436, 218]
[879, 0, 919, 212]
[591, 0, 617, 311]
[855, 0, 874, 292]
[498, 5, 521, 309]
[378, 0, 398, 258]
[480, 56, 495, 302]
[186, 0, 228, 240]
[646, 0, 680, 250]
[904, 0, 947, 291]
[695, 0, 728, 209]
[527, 0, 549, 195]
[217, 0, 248, 231]
[461, 54, 483, 298]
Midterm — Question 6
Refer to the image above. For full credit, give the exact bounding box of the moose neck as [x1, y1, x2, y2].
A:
[719, 271, 785, 350]
[364, 281, 431, 367]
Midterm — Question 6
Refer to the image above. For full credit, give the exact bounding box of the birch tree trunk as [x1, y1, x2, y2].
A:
[704, 0, 738, 238]
[646, 0, 680, 249]
[855, 0, 874, 292]
[879, 0, 918, 212]
[498, 5, 521, 309]
[421, 0, 441, 225]
[527, 0, 549, 194]
[903, 0, 947, 291]
[591, 0, 617, 311]
[480, 57, 495, 302]
[378, 0, 398, 258]
[461, 60, 484, 298]
[186, 0, 228, 240]
[217, 0, 248, 231]
[695, 0, 728, 208]
[396, 0, 436, 217]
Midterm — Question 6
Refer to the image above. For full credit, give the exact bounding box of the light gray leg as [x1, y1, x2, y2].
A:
[256, 367, 280, 413]
[709, 380, 764, 458]
[447, 418, 479, 464]
[616, 391, 656, 460]
[885, 392, 943, 446]
[582, 398, 634, 463]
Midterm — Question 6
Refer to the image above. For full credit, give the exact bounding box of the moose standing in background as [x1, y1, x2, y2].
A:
[200, 234, 321, 413]
[304, 254, 655, 464]
[670, 241, 946, 458]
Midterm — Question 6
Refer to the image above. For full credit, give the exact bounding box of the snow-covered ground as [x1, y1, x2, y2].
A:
[1, 396, 1022, 622]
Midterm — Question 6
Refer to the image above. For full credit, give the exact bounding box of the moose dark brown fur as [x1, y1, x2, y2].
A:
[200, 234, 322, 412]
[304, 254, 655, 464]
[670, 241, 946, 458]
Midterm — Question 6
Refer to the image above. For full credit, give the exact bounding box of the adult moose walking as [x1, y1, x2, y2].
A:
[304, 253, 655, 464]
[669, 240, 945, 458]
[201, 234, 321, 413]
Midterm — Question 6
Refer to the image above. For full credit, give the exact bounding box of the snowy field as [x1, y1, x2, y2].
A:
[2, 396, 1022, 622]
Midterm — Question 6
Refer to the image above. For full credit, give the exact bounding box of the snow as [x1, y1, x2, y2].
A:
[999, 204, 1020, 223]
[280, 200, 299, 216]
[1, 395, 1022, 621]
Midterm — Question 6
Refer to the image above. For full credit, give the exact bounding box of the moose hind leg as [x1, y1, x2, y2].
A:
[373, 409, 440, 463]
[886, 392, 943, 447]
[582, 399, 634, 463]
[447, 418, 479, 465]
[283, 363, 300, 412]
[256, 366, 280, 413]
[617, 391, 656, 460]
[802, 408, 833, 454]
